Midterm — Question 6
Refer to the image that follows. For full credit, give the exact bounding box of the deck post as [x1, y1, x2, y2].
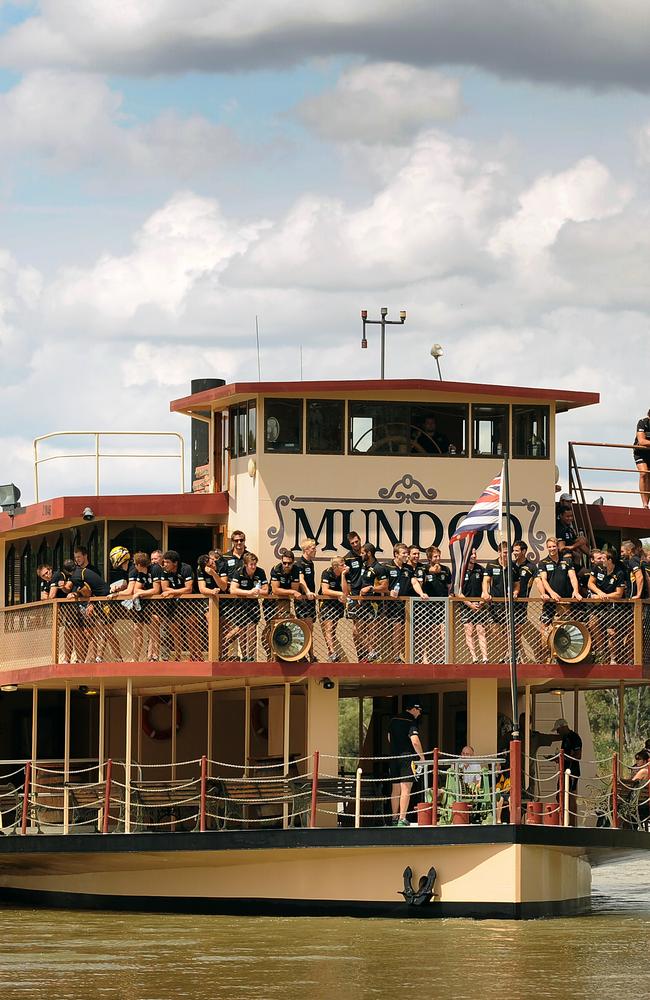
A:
[136, 695, 142, 767]
[404, 600, 412, 663]
[618, 682, 625, 761]
[524, 685, 531, 795]
[125, 678, 133, 834]
[633, 601, 643, 665]
[200, 755, 207, 832]
[310, 750, 319, 829]
[509, 739, 521, 824]
[102, 759, 113, 834]
[63, 681, 70, 835]
[30, 686, 38, 831]
[21, 761, 31, 835]
[51, 600, 59, 664]
[244, 684, 251, 776]
[432, 747, 439, 825]
[171, 691, 177, 782]
[448, 599, 456, 664]
[207, 597, 219, 662]
[282, 681, 290, 830]
[559, 750, 565, 825]
[612, 752, 619, 829]
[97, 681, 105, 831]
[206, 688, 213, 777]
[354, 767, 362, 828]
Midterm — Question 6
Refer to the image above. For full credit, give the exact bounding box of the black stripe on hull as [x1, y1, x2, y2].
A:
[0, 886, 592, 920]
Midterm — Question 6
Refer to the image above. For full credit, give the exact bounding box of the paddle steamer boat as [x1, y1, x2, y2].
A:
[0, 375, 648, 917]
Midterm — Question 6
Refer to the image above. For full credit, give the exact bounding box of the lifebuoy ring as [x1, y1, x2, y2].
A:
[142, 695, 182, 741]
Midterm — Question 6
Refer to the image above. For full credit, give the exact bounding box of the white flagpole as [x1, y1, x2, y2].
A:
[503, 454, 519, 738]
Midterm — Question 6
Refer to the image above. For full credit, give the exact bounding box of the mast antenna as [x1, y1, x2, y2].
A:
[255, 315, 262, 380]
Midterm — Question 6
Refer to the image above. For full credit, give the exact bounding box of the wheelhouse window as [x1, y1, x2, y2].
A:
[307, 400, 345, 454]
[227, 400, 256, 458]
[472, 405, 509, 458]
[350, 402, 467, 456]
[237, 404, 247, 458]
[264, 399, 303, 453]
[247, 400, 257, 455]
[513, 405, 550, 459]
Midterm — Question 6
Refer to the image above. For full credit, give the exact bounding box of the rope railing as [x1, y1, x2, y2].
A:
[4, 746, 650, 835]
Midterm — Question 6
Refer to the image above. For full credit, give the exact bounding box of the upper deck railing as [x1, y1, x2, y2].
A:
[569, 441, 648, 510]
[33, 431, 186, 501]
[1, 594, 648, 671]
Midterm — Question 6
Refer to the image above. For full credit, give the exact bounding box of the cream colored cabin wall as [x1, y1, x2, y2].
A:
[468, 679, 497, 755]
[253, 423, 555, 573]
[226, 459, 260, 554]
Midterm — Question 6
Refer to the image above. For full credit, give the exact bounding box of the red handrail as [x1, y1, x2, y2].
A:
[200, 755, 207, 832]
[21, 761, 31, 835]
[509, 739, 522, 824]
[612, 752, 618, 830]
[432, 747, 439, 825]
[310, 751, 319, 829]
[102, 759, 112, 834]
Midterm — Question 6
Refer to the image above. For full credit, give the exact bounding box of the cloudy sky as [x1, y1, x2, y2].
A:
[1, 1, 649, 503]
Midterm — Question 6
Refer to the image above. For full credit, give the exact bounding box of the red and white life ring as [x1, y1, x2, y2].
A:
[142, 695, 182, 741]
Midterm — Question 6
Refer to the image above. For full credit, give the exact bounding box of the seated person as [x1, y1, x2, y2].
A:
[495, 759, 511, 824]
[458, 745, 482, 790]
[411, 415, 451, 455]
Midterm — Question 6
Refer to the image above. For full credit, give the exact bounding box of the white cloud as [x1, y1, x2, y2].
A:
[488, 157, 632, 289]
[0, 70, 242, 178]
[294, 63, 461, 143]
[1, 1, 650, 89]
[46, 191, 268, 327]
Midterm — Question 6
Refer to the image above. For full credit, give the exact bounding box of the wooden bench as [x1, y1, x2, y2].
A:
[213, 777, 310, 829]
[68, 782, 105, 830]
[131, 780, 201, 832]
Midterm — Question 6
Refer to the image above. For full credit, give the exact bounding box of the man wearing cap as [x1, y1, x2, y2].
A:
[553, 718, 582, 827]
[387, 697, 425, 827]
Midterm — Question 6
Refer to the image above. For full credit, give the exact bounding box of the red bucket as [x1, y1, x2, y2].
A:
[526, 801, 544, 825]
[451, 801, 471, 824]
[543, 803, 560, 825]
[415, 802, 433, 826]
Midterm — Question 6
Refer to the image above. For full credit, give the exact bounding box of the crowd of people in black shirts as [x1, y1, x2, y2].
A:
[34, 504, 649, 664]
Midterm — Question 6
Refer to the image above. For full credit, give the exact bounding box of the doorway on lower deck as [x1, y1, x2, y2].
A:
[166, 526, 214, 575]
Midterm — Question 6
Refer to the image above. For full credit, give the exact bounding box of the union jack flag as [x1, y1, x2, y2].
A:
[449, 468, 503, 594]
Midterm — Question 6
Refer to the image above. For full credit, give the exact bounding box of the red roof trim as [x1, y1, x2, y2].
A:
[0, 660, 642, 686]
[170, 378, 599, 413]
[0, 492, 228, 535]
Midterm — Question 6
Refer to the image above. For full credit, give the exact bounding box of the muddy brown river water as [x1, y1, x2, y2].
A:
[0, 862, 647, 999]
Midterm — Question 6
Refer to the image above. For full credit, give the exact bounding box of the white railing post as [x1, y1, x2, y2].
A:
[354, 767, 362, 829]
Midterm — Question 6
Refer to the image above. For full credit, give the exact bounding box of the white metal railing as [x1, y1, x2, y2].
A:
[33, 431, 185, 501]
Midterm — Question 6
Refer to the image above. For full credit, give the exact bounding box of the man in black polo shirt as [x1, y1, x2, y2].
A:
[219, 531, 249, 659]
[512, 541, 537, 662]
[588, 549, 626, 663]
[415, 545, 450, 663]
[482, 542, 519, 662]
[341, 531, 365, 655]
[385, 543, 422, 662]
[621, 539, 647, 600]
[356, 542, 389, 662]
[161, 550, 196, 660]
[73, 545, 101, 576]
[553, 718, 582, 826]
[633, 409, 650, 508]
[556, 506, 589, 564]
[68, 558, 116, 663]
[387, 696, 425, 826]
[295, 539, 318, 662]
[537, 538, 581, 656]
